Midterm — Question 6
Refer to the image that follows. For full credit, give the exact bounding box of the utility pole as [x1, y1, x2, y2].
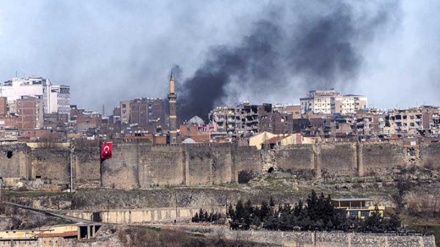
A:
[70, 142, 74, 193]
[175, 191, 178, 223]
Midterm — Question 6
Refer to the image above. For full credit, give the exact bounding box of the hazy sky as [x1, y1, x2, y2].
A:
[0, 0, 439, 117]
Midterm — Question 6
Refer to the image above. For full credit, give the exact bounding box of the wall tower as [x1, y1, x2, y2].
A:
[168, 73, 177, 144]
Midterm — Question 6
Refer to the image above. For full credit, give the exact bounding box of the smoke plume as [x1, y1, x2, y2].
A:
[177, 1, 400, 121]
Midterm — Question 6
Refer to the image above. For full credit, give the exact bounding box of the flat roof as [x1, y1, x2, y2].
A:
[331, 198, 372, 202]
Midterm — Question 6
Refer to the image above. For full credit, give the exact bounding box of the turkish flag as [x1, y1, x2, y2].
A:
[101, 142, 113, 159]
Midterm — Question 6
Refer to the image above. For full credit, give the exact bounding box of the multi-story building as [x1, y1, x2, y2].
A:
[120, 100, 130, 124]
[0, 97, 7, 116]
[209, 103, 273, 137]
[16, 96, 44, 129]
[385, 106, 440, 137]
[110, 97, 168, 137]
[273, 104, 301, 119]
[259, 111, 294, 134]
[50, 85, 71, 115]
[300, 89, 367, 114]
[0, 77, 70, 114]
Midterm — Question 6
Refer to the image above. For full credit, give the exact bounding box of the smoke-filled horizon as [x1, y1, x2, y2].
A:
[1, 0, 440, 120]
[177, 1, 399, 120]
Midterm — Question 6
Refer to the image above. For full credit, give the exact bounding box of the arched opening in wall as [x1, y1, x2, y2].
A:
[36, 175, 41, 179]
[268, 167, 274, 173]
[6, 151, 13, 159]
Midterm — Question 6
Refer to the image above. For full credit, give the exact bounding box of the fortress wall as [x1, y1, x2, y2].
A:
[360, 143, 406, 176]
[183, 144, 232, 186]
[31, 148, 70, 183]
[0, 143, 30, 179]
[101, 143, 140, 189]
[233, 146, 262, 180]
[209, 145, 233, 185]
[276, 145, 315, 171]
[184, 146, 212, 186]
[320, 143, 357, 177]
[139, 145, 184, 187]
[2, 141, 440, 189]
[74, 147, 101, 187]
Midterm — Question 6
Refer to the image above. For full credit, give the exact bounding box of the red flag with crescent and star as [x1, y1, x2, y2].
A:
[101, 142, 113, 159]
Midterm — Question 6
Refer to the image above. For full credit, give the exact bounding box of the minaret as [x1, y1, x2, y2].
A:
[168, 72, 177, 144]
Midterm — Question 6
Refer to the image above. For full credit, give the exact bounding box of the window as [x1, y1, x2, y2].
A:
[350, 211, 359, 218]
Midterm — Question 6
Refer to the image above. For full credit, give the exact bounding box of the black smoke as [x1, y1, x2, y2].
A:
[289, 5, 359, 88]
[177, 1, 400, 121]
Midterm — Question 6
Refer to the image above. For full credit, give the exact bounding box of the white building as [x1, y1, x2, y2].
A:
[300, 90, 367, 115]
[0, 77, 70, 114]
[50, 85, 71, 115]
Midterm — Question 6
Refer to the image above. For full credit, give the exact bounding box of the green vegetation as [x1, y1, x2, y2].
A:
[195, 191, 401, 233]
[192, 209, 223, 223]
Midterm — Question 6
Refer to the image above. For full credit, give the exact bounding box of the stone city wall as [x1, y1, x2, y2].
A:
[0, 143, 30, 180]
[0, 141, 438, 189]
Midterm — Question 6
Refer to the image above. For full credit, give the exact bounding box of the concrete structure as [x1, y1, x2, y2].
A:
[70, 107, 102, 133]
[0, 77, 70, 114]
[168, 73, 177, 144]
[68, 206, 226, 224]
[332, 198, 385, 219]
[209, 103, 273, 137]
[127, 98, 166, 128]
[0, 97, 7, 116]
[249, 131, 277, 149]
[249, 132, 315, 150]
[49, 85, 70, 115]
[300, 90, 367, 114]
[385, 106, 440, 137]
[0, 224, 101, 247]
[120, 100, 130, 124]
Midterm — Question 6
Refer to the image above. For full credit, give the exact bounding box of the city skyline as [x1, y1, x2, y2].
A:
[1, 0, 439, 113]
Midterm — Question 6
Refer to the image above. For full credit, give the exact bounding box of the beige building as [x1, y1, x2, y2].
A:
[385, 106, 440, 137]
[249, 131, 277, 149]
[249, 131, 315, 149]
[300, 90, 367, 115]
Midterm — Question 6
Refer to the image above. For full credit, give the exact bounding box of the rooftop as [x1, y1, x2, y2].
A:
[331, 198, 372, 202]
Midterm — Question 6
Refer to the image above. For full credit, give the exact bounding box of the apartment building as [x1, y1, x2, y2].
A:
[0, 77, 70, 114]
[16, 96, 44, 129]
[50, 85, 71, 115]
[0, 97, 6, 116]
[300, 90, 367, 114]
[209, 103, 273, 137]
[385, 106, 440, 137]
